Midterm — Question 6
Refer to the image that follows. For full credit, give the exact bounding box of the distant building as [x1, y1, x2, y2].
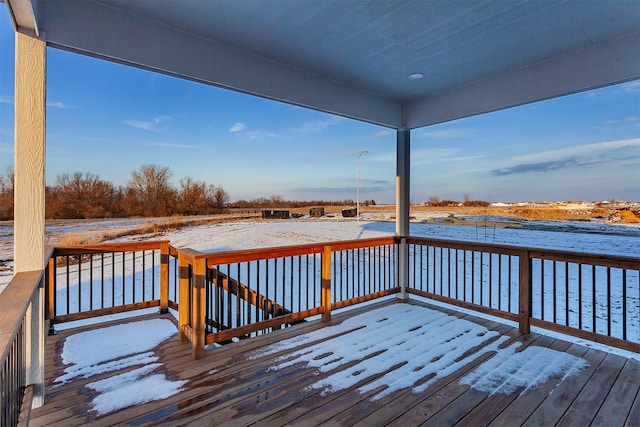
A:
[309, 207, 325, 217]
[342, 208, 357, 218]
[261, 210, 290, 219]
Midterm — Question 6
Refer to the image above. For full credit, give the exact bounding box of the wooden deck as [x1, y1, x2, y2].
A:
[30, 300, 640, 426]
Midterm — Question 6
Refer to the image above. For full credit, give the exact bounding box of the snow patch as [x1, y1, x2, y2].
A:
[460, 343, 589, 395]
[60, 318, 177, 366]
[87, 364, 186, 415]
[257, 305, 508, 400]
[55, 318, 186, 415]
[256, 304, 589, 400]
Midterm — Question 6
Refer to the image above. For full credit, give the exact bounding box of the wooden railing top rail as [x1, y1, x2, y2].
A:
[404, 236, 527, 256]
[527, 249, 640, 270]
[0, 269, 44, 366]
[48, 236, 638, 270]
[51, 240, 170, 256]
[404, 236, 640, 267]
[178, 236, 398, 265]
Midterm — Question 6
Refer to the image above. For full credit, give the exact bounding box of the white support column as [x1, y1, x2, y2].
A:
[14, 31, 46, 408]
[396, 129, 410, 299]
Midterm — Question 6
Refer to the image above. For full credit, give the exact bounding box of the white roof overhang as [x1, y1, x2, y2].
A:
[4, 0, 640, 130]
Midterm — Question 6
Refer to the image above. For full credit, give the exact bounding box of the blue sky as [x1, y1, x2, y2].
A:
[1, 12, 639, 204]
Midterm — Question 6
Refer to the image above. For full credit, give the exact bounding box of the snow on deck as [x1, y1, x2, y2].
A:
[250, 303, 588, 401]
[54, 318, 186, 415]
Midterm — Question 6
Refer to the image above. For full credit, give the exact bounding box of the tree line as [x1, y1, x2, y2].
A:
[230, 195, 376, 209]
[0, 164, 230, 220]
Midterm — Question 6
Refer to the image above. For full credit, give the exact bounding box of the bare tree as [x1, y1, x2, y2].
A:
[128, 165, 176, 217]
[209, 185, 230, 213]
[179, 177, 210, 215]
[48, 172, 116, 218]
[269, 194, 284, 207]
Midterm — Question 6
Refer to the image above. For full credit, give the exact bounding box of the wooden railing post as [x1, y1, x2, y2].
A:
[321, 245, 332, 322]
[518, 250, 531, 334]
[177, 252, 190, 343]
[25, 275, 45, 408]
[192, 258, 206, 359]
[46, 257, 55, 322]
[397, 237, 408, 300]
[159, 242, 169, 313]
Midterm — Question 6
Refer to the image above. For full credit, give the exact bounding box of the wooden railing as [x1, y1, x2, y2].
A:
[405, 237, 640, 353]
[41, 236, 640, 357]
[0, 263, 48, 427]
[176, 237, 399, 358]
[46, 241, 173, 327]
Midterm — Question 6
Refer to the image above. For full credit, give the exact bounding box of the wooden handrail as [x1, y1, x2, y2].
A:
[404, 235, 640, 269]
[52, 240, 170, 256]
[175, 236, 398, 265]
[0, 268, 47, 427]
[0, 270, 43, 368]
[527, 249, 639, 270]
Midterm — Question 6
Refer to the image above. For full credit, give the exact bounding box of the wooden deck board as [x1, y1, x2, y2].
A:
[30, 300, 639, 427]
[486, 339, 583, 427]
[591, 358, 640, 426]
[557, 353, 629, 426]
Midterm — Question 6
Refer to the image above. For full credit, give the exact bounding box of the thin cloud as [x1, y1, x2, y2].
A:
[0, 95, 12, 104]
[148, 142, 199, 149]
[411, 148, 484, 166]
[604, 116, 639, 126]
[492, 138, 640, 176]
[415, 128, 473, 139]
[47, 101, 76, 109]
[289, 116, 344, 135]
[242, 130, 279, 139]
[123, 116, 172, 132]
[617, 80, 640, 94]
[228, 122, 280, 140]
[493, 158, 581, 176]
[374, 130, 391, 138]
[229, 122, 246, 133]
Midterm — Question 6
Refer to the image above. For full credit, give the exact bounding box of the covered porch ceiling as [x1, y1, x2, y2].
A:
[5, 0, 640, 130]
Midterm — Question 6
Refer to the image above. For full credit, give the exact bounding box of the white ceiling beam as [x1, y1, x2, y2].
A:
[39, 0, 402, 128]
[5, 0, 39, 36]
[404, 32, 640, 130]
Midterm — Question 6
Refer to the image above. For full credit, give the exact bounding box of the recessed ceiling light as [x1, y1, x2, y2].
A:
[408, 73, 424, 80]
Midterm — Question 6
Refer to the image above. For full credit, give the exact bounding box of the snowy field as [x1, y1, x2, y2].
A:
[1, 214, 638, 294]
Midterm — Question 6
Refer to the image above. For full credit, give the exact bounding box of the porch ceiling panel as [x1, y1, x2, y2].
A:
[5, 0, 640, 130]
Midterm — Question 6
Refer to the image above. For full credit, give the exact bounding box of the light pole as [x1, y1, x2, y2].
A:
[356, 150, 368, 222]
